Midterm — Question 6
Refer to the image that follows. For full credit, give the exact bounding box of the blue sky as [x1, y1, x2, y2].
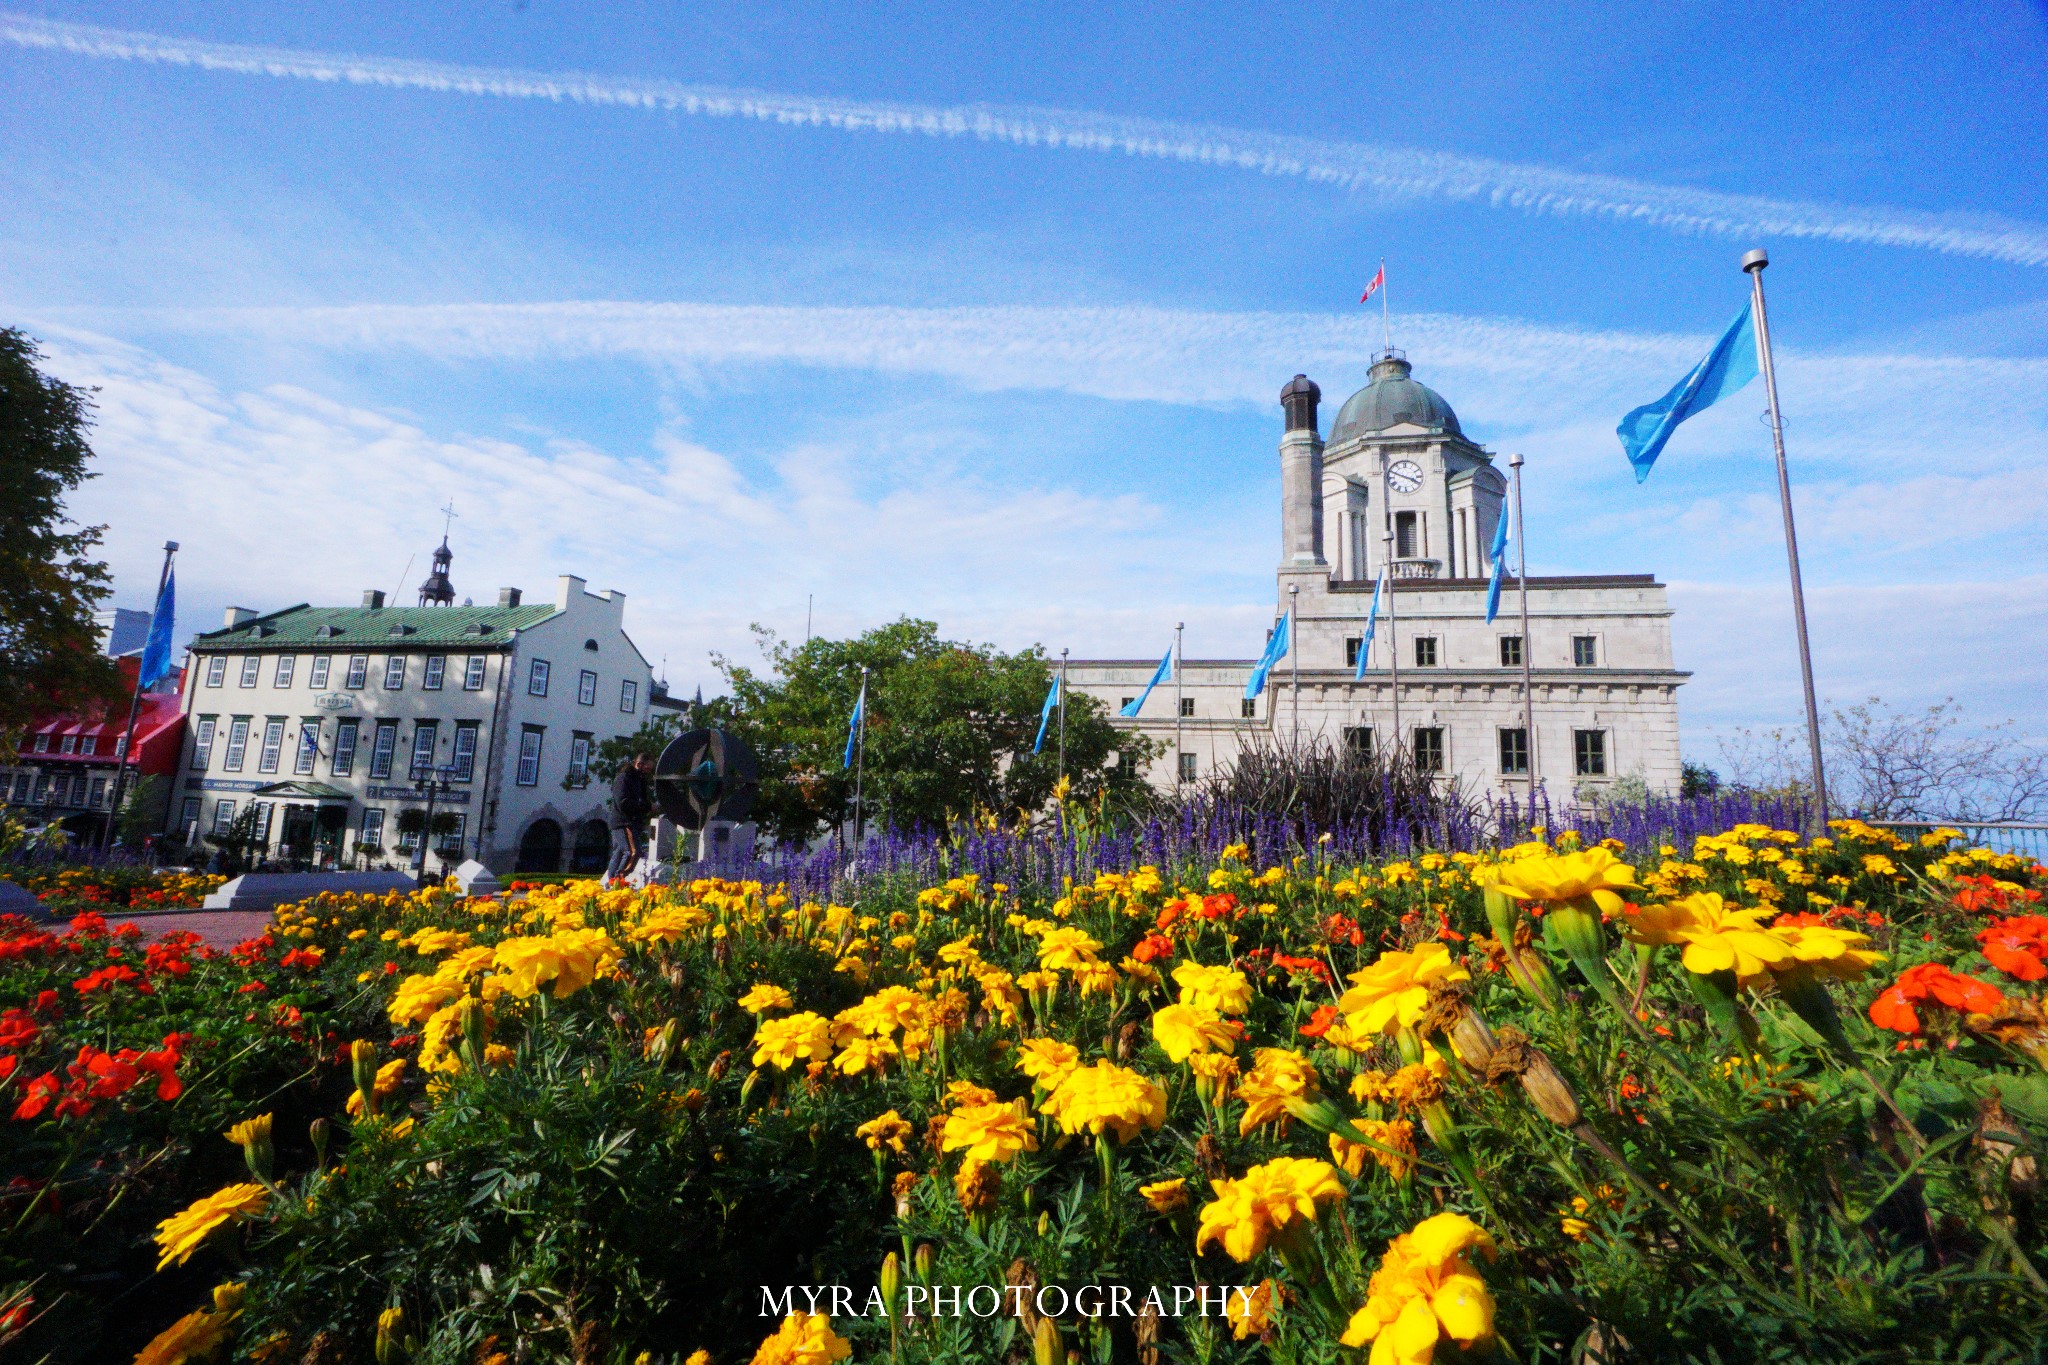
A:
[4, 1, 2045, 766]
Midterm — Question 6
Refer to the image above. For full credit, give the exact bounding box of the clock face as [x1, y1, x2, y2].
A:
[1387, 459, 1424, 494]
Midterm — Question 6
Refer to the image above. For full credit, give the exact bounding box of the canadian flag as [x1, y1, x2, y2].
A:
[1360, 264, 1385, 303]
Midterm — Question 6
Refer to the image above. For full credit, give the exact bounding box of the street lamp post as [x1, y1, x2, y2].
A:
[409, 762, 459, 884]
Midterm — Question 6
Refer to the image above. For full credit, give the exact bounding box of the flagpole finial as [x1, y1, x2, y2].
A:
[164, 540, 180, 552]
[1742, 248, 1769, 274]
[1508, 452, 1524, 469]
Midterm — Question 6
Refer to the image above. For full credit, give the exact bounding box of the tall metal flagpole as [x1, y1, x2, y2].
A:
[1173, 622, 1185, 783]
[1381, 449, 1402, 760]
[1057, 648, 1068, 782]
[1743, 249, 1829, 829]
[1380, 258, 1390, 352]
[1287, 585, 1300, 743]
[1508, 456, 1538, 813]
[103, 540, 177, 852]
[851, 666, 870, 848]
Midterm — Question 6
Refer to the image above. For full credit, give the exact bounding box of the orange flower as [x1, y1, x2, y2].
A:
[1868, 963, 2008, 1035]
[1977, 916, 2048, 982]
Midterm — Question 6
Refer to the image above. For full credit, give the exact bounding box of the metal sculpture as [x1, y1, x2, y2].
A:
[653, 729, 760, 830]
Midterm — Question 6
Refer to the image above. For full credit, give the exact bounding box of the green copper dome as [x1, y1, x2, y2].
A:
[1328, 354, 1462, 443]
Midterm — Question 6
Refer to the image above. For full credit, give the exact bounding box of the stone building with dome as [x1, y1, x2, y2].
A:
[1064, 352, 1686, 801]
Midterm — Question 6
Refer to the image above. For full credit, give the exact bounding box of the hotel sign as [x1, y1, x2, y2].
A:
[314, 693, 356, 712]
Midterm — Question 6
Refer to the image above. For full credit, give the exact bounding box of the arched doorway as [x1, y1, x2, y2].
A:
[515, 818, 562, 873]
[569, 819, 611, 873]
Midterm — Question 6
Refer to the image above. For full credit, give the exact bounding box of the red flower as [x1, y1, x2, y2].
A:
[1131, 933, 1175, 964]
[280, 946, 325, 971]
[237, 981, 267, 995]
[0, 1010, 38, 1050]
[67, 912, 109, 938]
[11, 1073, 59, 1121]
[1869, 962, 2009, 1035]
[1977, 915, 2048, 982]
[1298, 1004, 1339, 1038]
[1270, 953, 1333, 986]
[73, 965, 150, 996]
[32, 991, 59, 1015]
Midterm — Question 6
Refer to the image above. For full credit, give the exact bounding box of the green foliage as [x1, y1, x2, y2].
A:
[717, 618, 1160, 844]
[0, 328, 122, 753]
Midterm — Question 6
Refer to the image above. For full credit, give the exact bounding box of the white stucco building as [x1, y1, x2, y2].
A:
[1065, 352, 1687, 800]
[168, 541, 676, 874]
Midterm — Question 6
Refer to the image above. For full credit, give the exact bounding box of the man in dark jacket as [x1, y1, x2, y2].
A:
[606, 751, 655, 885]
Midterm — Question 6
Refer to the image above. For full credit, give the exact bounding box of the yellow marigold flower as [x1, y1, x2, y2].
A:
[484, 1043, 516, 1067]
[1036, 926, 1104, 970]
[831, 1034, 900, 1077]
[1151, 1003, 1239, 1063]
[1480, 847, 1636, 914]
[1073, 960, 1119, 997]
[221, 1113, 272, 1149]
[1561, 1215, 1592, 1241]
[1119, 957, 1162, 989]
[153, 1183, 270, 1271]
[1226, 1279, 1275, 1341]
[838, 986, 928, 1038]
[1770, 921, 1885, 981]
[1014, 1038, 1082, 1088]
[1339, 1212, 1498, 1362]
[491, 928, 620, 1000]
[132, 1305, 233, 1365]
[945, 1080, 1001, 1109]
[1624, 892, 1793, 983]
[402, 927, 472, 955]
[751, 1012, 835, 1071]
[1187, 1052, 1240, 1104]
[1014, 969, 1061, 995]
[1194, 1157, 1345, 1261]
[857, 1110, 914, 1154]
[941, 1102, 1039, 1164]
[346, 1059, 409, 1117]
[387, 973, 465, 1026]
[1139, 1177, 1189, 1213]
[1172, 962, 1253, 1016]
[1235, 1048, 1319, 1133]
[686, 1352, 712, 1365]
[750, 1311, 852, 1365]
[1330, 1120, 1417, 1180]
[628, 905, 712, 943]
[1337, 943, 1470, 1037]
[1040, 1060, 1168, 1143]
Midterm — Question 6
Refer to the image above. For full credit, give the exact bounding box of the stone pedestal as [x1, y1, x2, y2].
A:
[450, 860, 502, 897]
[697, 820, 756, 864]
[202, 870, 421, 912]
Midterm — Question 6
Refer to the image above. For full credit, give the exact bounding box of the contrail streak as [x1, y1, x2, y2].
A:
[7, 13, 2048, 268]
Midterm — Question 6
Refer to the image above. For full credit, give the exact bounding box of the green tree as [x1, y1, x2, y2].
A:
[717, 618, 1158, 844]
[0, 329, 122, 754]
[115, 773, 168, 847]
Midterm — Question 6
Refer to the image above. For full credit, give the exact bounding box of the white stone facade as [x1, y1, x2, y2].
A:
[168, 571, 664, 875]
[1066, 355, 1687, 802]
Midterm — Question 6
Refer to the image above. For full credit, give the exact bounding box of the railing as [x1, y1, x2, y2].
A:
[1392, 558, 1441, 580]
[1866, 821, 2048, 859]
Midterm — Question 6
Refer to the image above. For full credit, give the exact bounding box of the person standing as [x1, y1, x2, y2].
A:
[606, 751, 655, 885]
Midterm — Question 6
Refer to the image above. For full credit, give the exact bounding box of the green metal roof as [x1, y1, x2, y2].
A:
[193, 603, 559, 652]
[252, 780, 356, 800]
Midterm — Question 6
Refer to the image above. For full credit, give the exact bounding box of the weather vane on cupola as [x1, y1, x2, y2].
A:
[417, 499, 459, 607]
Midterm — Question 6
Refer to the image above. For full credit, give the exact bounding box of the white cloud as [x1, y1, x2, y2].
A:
[8, 11, 2048, 267]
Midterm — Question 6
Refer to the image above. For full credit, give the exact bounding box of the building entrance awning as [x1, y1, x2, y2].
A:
[252, 781, 355, 802]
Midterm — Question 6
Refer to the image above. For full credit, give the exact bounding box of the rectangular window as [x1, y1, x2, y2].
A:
[1574, 729, 1609, 777]
[360, 808, 385, 849]
[89, 776, 108, 808]
[252, 802, 274, 844]
[1178, 752, 1198, 781]
[191, 717, 217, 769]
[368, 721, 399, 780]
[409, 722, 438, 780]
[1240, 697, 1257, 718]
[620, 679, 638, 713]
[1412, 727, 1445, 773]
[332, 719, 359, 777]
[528, 659, 551, 697]
[212, 799, 236, 834]
[1345, 636, 1364, 667]
[239, 656, 260, 688]
[451, 722, 479, 782]
[577, 669, 597, 705]
[435, 812, 467, 853]
[31, 734, 49, 754]
[1414, 636, 1438, 667]
[1395, 510, 1419, 559]
[222, 718, 252, 772]
[113, 736, 127, 758]
[423, 655, 446, 690]
[179, 796, 200, 837]
[256, 718, 286, 773]
[60, 735, 77, 755]
[1499, 727, 1529, 775]
[384, 656, 406, 690]
[568, 733, 592, 785]
[205, 656, 227, 688]
[1343, 726, 1375, 760]
[80, 736, 97, 756]
[1119, 697, 1134, 712]
[345, 656, 368, 689]
[1499, 636, 1523, 667]
[294, 720, 320, 775]
[398, 818, 421, 853]
[274, 655, 296, 688]
[463, 655, 486, 690]
[30, 774, 48, 804]
[308, 655, 331, 689]
[1573, 635, 1598, 668]
[1179, 697, 1196, 717]
[516, 727, 544, 786]
[11, 775, 27, 802]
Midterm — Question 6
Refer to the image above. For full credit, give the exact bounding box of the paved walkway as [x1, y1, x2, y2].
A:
[110, 909, 274, 950]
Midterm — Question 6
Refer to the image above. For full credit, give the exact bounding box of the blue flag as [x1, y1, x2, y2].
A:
[139, 567, 176, 690]
[1353, 572, 1385, 681]
[1618, 302, 1759, 483]
[1119, 648, 1173, 718]
[843, 678, 865, 768]
[1484, 506, 1510, 624]
[1033, 672, 1062, 754]
[1244, 610, 1290, 700]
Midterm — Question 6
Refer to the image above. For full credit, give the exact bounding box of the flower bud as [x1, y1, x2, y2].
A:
[880, 1251, 902, 1319]
[224, 1113, 275, 1183]
[309, 1117, 330, 1168]
[914, 1243, 933, 1282]
[1032, 1316, 1063, 1365]
[352, 1040, 380, 1118]
[374, 1305, 406, 1365]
